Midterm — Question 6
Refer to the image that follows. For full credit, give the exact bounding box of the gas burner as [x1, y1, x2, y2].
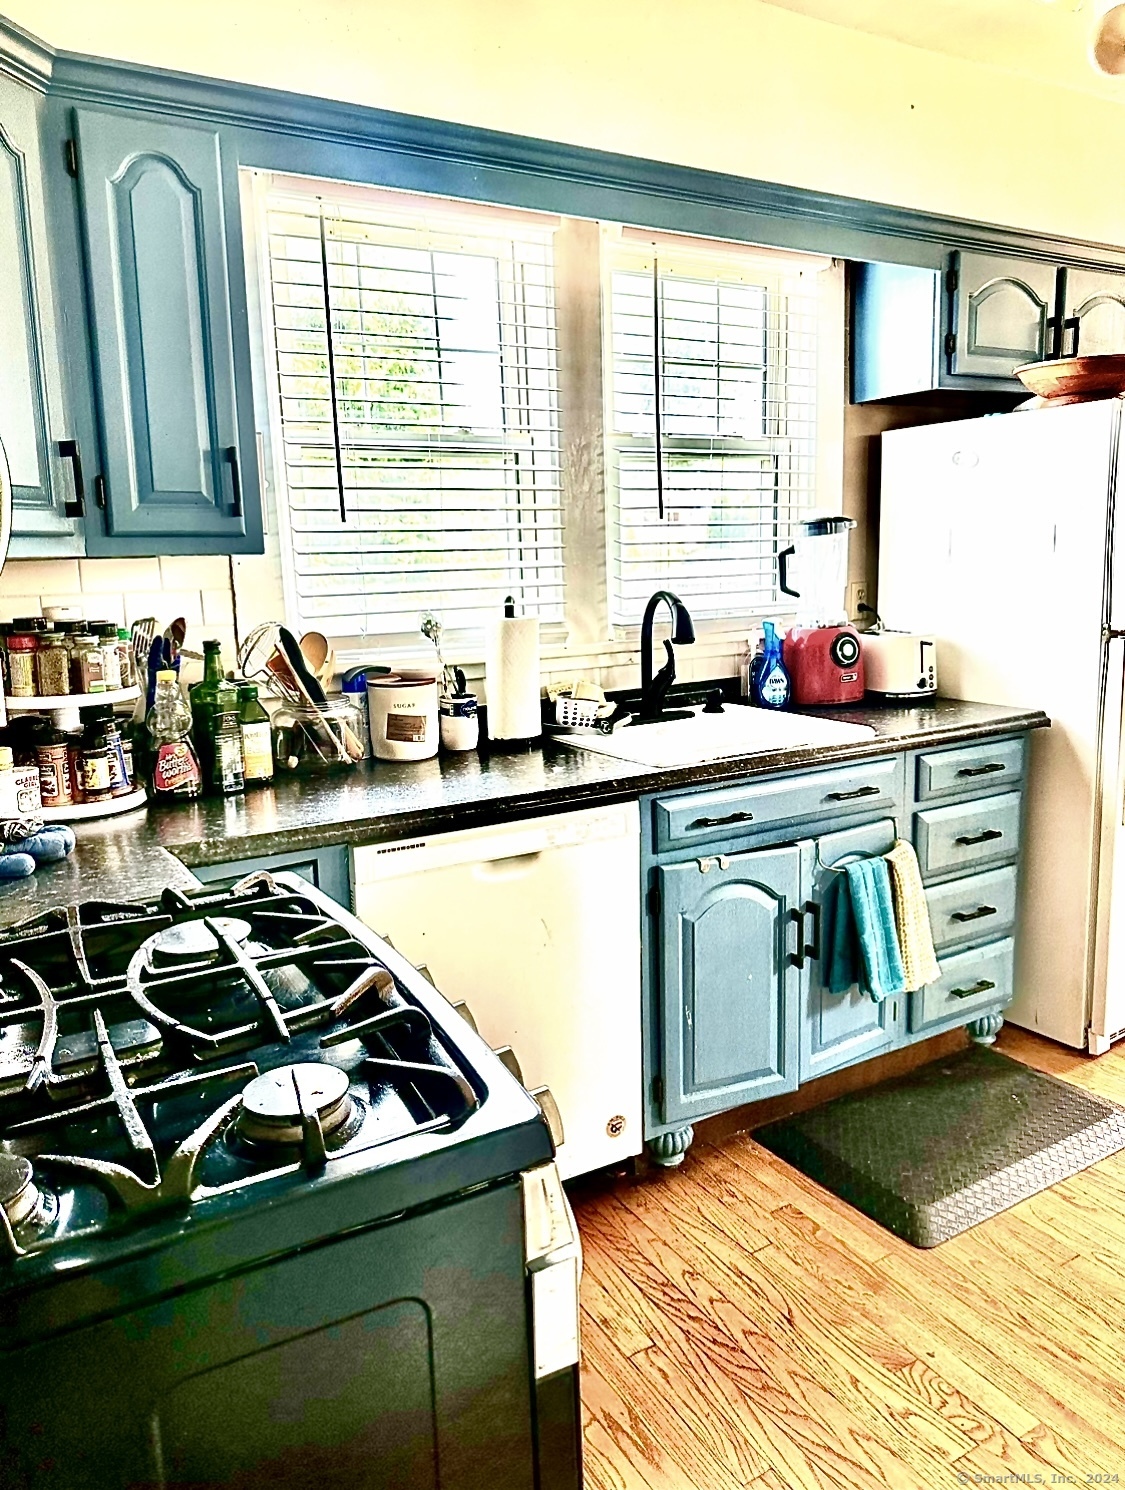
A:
[0, 1154, 39, 1227]
[0, 1152, 58, 1260]
[239, 1063, 355, 1147]
[148, 918, 252, 967]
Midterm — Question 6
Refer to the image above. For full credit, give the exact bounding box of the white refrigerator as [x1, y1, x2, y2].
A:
[879, 397, 1125, 1053]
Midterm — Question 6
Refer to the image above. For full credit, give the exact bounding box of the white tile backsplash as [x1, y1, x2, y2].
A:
[77, 558, 161, 593]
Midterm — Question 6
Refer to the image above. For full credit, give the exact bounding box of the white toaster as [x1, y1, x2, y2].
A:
[861, 631, 938, 698]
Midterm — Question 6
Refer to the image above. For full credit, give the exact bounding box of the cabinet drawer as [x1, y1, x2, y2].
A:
[653, 756, 901, 851]
[910, 939, 1014, 1033]
[925, 866, 1018, 952]
[914, 792, 1022, 878]
[915, 737, 1026, 802]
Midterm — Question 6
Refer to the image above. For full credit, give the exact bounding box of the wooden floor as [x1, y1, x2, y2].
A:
[571, 1027, 1125, 1490]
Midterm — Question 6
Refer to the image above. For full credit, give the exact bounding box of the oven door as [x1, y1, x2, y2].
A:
[2, 1181, 537, 1490]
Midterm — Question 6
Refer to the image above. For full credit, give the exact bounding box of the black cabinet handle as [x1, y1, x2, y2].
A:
[951, 904, 997, 923]
[804, 900, 821, 962]
[949, 978, 996, 1000]
[825, 785, 881, 801]
[225, 446, 242, 517]
[57, 438, 85, 518]
[691, 810, 754, 830]
[956, 763, 1005, 778]
[955, 829, 1003, 846]
[789, 901, 821, 969]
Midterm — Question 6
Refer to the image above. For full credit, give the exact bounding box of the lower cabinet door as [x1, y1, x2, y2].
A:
[657, 843, 801, 1125]
[800, 819, 901, 1082]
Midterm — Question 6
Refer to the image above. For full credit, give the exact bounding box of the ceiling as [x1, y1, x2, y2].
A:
[755, 0, 1125, 102]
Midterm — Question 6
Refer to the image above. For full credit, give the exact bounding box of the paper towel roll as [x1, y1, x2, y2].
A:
[485, 613, 542, 742]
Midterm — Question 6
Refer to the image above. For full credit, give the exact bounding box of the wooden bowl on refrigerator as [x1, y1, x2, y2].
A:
[1014, 354, 1125, 401]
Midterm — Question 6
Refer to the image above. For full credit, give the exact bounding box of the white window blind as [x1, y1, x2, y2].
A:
[607, 235, 830, 627]
[263, 185, 563, 638]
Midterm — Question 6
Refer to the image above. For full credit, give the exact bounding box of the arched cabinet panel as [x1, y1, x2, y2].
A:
[73, 107, 261, 548]
[656, 843, 801, 1123]
[949, 251, 1058, 379]
[0, 75, 80, 544]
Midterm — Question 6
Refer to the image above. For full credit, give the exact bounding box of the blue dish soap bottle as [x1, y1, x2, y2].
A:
[752, 622, 792, 710]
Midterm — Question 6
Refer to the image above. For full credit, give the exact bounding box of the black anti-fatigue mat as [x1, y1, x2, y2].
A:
[754, 1045, 1125, 1246]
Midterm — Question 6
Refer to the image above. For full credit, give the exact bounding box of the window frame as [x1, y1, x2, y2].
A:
[246, 170, 845, 670]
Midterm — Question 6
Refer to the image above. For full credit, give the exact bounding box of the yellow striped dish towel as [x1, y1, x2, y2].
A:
[884, 840, 941, 991]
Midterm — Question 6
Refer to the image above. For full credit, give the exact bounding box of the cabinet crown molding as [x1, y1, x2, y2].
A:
[0, 15, 54, 92]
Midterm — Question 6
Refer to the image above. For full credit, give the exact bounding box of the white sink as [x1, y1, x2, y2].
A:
[558, 704, 876, 770]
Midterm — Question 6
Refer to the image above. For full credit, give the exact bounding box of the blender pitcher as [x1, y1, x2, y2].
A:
[777, 515, 865, 706]
[778, 515, 855, 626]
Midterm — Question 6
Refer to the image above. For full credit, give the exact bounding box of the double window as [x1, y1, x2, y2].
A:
[255, 175, 842, 650]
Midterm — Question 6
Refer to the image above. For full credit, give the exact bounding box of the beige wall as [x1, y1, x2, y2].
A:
[5, 0, 1123, 674]
[11, 0, 1125, 245]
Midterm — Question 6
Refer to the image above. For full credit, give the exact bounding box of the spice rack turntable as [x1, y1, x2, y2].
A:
[4, 686, 147, 821]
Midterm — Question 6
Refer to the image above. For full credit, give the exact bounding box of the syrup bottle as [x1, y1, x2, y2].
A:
[147, 670, 202, 801]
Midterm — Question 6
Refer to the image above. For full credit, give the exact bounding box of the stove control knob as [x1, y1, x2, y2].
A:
[831, 632, 861, 668]
[530, 1086, 565, 1148]
[494, 1045, 524, 1085]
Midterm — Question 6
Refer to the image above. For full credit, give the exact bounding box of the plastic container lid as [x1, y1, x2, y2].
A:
[7, 633, 39, 649]
[155, 669, 177, 683]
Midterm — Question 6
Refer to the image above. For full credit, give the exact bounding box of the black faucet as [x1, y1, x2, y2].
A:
[632, 590, 696, 724]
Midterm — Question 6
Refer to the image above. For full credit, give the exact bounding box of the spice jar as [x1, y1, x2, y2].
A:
[69, 633, 106, 695]
[115, 628, 134, 690]
[36, 634, 71, 698]
[6, 631, 39, 697]
[36, 732, 74, 808]
[76, 718, 113, 801]
[11, 742, 42, 816]
[66, 730, 86, 805]
[93, 624, 122, 690]
[81, 705, 133, 796]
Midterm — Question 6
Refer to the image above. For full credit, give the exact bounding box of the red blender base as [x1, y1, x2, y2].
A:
[783, 626, 866, 706]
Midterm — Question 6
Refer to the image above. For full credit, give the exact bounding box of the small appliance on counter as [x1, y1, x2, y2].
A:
[778, 514, 865, 706]
[861, 629, 938, 699]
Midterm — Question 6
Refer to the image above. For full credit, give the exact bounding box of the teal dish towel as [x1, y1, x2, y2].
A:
[845, 856, 907, 1002]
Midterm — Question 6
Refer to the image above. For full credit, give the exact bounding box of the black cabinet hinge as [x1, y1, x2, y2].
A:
[64, 138, 78, 178]
[651, 1076, 664, 1109]
[946, 266, 958, 294]
[93, 474, 107, 511]
[647, 883, 661, 918]
[944, 331, 956, 358]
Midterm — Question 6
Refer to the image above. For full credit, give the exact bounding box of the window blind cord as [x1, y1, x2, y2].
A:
[317, 200, 348, 524]
[652, 252, 665, 524]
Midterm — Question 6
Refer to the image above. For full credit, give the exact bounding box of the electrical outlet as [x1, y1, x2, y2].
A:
[848, 582, 869, 621]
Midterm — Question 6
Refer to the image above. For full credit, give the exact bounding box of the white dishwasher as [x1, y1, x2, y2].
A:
[352, 801, 642, 1179]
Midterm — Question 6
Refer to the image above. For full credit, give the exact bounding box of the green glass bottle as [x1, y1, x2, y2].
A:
[189, 639, 238, 787]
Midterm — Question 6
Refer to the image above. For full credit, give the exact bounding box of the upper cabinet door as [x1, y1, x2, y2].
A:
[948, 251, 1059, 380]
[0, 76, 81, 542]
[1061, 268, 1125, 358]
[73, 107, 258, 547]
[656, 844, 801, 1126]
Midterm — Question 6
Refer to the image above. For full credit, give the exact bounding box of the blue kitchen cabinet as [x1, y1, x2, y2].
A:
[648, 843, 802, 1162]
[1060, 267, 1125, 358]
[0, 73, 84, 549]
[853, 252, 1062, 400]
[68, 107, 263, 553]
[642, 736, 1028, 1164]
[799, 816, 901, 1083]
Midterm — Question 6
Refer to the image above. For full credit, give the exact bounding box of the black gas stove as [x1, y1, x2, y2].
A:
[0, 872, 581, 1490]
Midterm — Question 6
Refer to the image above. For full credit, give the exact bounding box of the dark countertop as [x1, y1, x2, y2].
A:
[0, 698, 1047, 925]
